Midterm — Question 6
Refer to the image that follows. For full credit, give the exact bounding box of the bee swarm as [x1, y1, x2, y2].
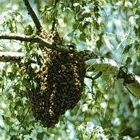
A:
[26, 29, 86, 127]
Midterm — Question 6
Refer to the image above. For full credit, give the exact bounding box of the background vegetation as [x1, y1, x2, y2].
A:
[0, 0, 140, 139]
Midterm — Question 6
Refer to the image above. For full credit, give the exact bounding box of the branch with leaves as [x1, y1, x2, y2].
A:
[86, 58, 140, 98]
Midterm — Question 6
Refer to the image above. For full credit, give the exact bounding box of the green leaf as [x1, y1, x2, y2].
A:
[126, 57, 132, 66]
[123, 45, 131, 54]
[37, 133, 44, 139]
[24, 24, 33, 35]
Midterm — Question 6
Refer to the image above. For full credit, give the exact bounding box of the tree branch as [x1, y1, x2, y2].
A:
[86, 58, 119, 76]
[23, 0, 42, 33]
[0, 33, 67, 52]
[0, 52, 24, 62]
[86, 58, 140, 98]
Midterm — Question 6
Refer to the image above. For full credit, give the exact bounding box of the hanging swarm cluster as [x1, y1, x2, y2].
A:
[25, 29, 86, 127]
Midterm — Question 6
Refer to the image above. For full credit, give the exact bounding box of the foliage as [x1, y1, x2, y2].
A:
[0, 0, 140, 139]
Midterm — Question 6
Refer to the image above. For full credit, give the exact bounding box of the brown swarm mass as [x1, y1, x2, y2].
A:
[26, 29, 86, 127]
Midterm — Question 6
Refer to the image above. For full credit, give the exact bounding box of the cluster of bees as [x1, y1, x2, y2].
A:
[24, 29, 86, 127]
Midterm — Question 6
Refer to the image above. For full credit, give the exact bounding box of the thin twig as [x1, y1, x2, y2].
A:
[52, 18, 57, 30]
[23, 0, 42, 33]
[85, 72, 102, 80]
[17, 108, 30, 136]
[51, 0, 60, 30]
